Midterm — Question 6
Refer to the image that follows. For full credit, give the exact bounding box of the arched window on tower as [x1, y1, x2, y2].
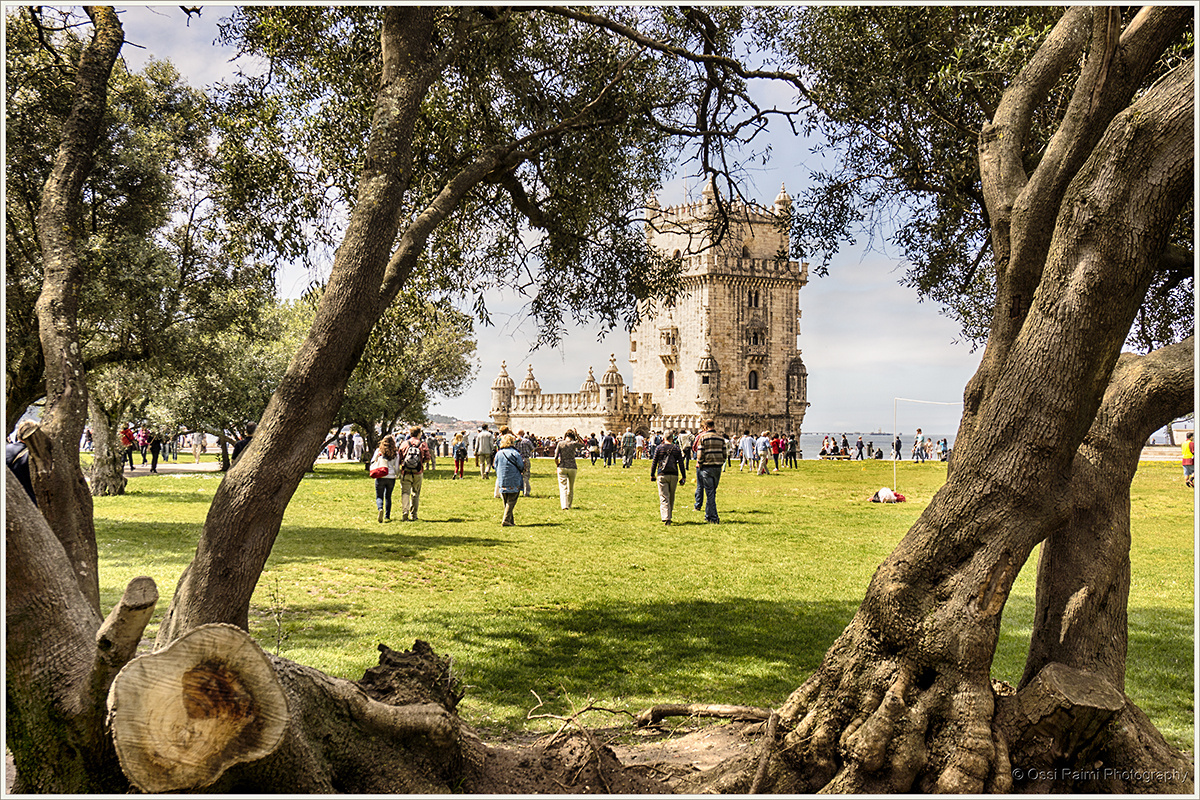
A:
[748, 371, 759, 390]
[666, 370, 675, 389]
[748, 289, 760, 308]
[742, 243, 751, 258]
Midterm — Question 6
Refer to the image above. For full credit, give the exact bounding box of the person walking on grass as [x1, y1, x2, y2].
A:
[1182, 432, 1194, 489]
[756, 431, 772, 475]
[476, 424, 495, 478]
[678, 428, 694, 471]
[452, 432, 467, 479]
[692, 419, 728, 524]
[601, 430, 616, 467]
[398, 426, 431, 521]
[555, 429, 580, 510]
[516, 429, 535, 496]
[650, 430, 687, 525]
[770, 433, 784, 472]
[738, 430, 755, 471]
[370, 434, 399, 523]
[494, 434, 526, 526]
[621, 428, 636, 468]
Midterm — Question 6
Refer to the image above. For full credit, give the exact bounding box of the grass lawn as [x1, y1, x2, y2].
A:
[93, 455, 1194, 749]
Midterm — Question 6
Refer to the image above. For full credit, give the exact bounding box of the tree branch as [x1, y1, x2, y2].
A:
[541, 5, 811, 96]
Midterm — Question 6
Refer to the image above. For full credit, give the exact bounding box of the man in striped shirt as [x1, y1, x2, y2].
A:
[692, 419, 729, 524]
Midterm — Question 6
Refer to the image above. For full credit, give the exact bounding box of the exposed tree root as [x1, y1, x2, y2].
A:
[748, 711, 779, 794]
[635, 703, 772, 727]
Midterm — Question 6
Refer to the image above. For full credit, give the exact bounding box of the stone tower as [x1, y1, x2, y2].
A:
[630, 180, 809, 434]
[489, 361, 515, 427]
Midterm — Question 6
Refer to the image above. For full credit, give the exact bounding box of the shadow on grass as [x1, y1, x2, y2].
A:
[94, 519, 202, 554]
[406, 597, 860, 726]
[95, 517, 519, 568]
[399, 594, 1192, 738]
[270, 526, 516, 563]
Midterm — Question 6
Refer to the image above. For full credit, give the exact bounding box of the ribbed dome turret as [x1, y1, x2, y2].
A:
[491, 361, 515, 390]
[517, 364, 541, 395]
[579, 367, 599, 393]
[773, 182, 793, 214]
[695, 341, 720, 414]
[695, 342, 720, 374]
[599, 355, 624, 386]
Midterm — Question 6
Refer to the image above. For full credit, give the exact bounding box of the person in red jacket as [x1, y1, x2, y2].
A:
[119, 424, 137, 471]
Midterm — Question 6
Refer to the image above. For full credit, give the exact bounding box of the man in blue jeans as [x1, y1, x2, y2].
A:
[692, 419, 729, 523]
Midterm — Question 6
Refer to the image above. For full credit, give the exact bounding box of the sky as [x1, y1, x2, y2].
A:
[113, 3, 981, 436]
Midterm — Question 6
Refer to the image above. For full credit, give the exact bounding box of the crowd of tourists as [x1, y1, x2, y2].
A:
[365, 421, 737, 526]
[360, 419, 972, 527]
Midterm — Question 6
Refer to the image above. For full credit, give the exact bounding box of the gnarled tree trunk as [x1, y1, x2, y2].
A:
[86, 395, 130, 496]
[154, 6, 445, 644]
[29, 4, 128, 614]
[1024, 340, 1194, 691]
[1012, 338, 1195, 793]
[753, 9, 1194, 794]
[155, 6, 538, 645]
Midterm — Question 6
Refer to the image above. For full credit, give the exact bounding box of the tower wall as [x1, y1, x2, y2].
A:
[631, 187, 809, 434]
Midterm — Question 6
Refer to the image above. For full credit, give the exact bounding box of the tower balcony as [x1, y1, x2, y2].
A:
[658, 326, 679, 367]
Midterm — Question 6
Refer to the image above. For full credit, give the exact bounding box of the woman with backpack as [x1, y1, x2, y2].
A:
[370, 435, 399, 523]
[397, 427, 431, 521]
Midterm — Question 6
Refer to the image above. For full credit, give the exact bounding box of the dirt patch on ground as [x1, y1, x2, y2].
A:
[611, 721, 760, 772]
[464, 719, 764, 793]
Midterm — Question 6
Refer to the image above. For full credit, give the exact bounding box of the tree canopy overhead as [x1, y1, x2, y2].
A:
[762, 5, 1193, 349]
[210, 6, 684, 345]
[5, 6, 274, 433]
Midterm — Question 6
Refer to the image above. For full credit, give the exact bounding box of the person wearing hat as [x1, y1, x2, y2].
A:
[5, 420, 40, 505]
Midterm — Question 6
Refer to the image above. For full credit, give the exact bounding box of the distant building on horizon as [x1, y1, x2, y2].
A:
[490, 180, 810, 437]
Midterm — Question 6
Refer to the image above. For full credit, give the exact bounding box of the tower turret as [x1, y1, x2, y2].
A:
[579, 367, 599, 396]
[490, 362, 515, 426]
[773, 182, 793, 215]
[599, 354, 624, 412]
[695, 341, 721, 415]
[517, 364, 541, 397]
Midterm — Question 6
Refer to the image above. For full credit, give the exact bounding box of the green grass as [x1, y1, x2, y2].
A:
[92, 457, 1193, 748]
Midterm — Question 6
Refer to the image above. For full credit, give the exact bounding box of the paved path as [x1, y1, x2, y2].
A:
[1140, 445, 1184, 462]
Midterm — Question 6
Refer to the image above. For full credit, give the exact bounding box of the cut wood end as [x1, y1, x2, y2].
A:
[107, 623, 289, 793]
[121, 575, 159, 609]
